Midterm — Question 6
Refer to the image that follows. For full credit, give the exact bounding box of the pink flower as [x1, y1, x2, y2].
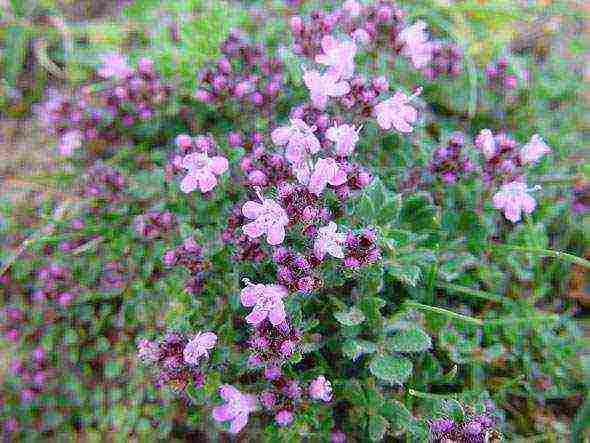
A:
[308, 158, 347, 195]
[343, 0, 361, 17]
[303, 69, 350, 110]
[315, 36, 357, 80]
[351, 28, 371, 45]
[183, 331, 217, 364]
[475, 129, 497, 160]
[98, 53, 133, 79]
[212, 385, 258, 434]
[275, 410, 294, 427]
[326, 123, 361, 156]
[493, 181, 538, 223]
[374, 89, 421, 133]
[240, 281, 289, 326]
[179, 151, 229, 193]
[314, 222, 346, 260]
[309, 375, 332, 402]
[271, 118, 321, 164]
[398, 21, 433, 69]
[59, 130, 82, 156]
[137, 339, 159, 363]
[242, 188, 289, 245]
[520, 134, 551, 165]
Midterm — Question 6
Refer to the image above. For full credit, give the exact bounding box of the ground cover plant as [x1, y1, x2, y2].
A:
[1, 0, 589, 441]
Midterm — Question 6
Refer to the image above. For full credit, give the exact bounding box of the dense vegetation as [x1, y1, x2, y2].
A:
[1, 0, 588, 441]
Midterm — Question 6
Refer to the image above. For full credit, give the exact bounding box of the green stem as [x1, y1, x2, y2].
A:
[404, 301, 483, 325]
[435, 281, 508, 305]
[492, 244, 590, 269]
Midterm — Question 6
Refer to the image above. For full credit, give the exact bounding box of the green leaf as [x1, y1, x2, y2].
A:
[387, 263, 421, 286]
[342, 339, 378, 361]
[344, 379, 367, 407]
[380, 400, 413, 433]
[369, 355, 413, 385]
[356, 194, 375, 221]
[334, 307, 366, 326]
[368, 414, 389, 442]
[3, 25, 28, 88]
[386, 328, 432, 353]
[358, 297, 387, 325]
[441, 399, 465, 422]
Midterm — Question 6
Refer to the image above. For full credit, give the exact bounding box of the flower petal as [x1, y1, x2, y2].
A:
[210, 156, 229, 175]
[229, 413, 249, 434]
[180, 174, 199, 193]
[241, 285, 262, 307]
[212, 404, 235, 422]
[266, 223, 286, 245]
[245, 308, 268, 325]
[242, 201, 265, 219]
[268, 303, 286, 326]
[197, 332, 217, 348]
[198, 171, 218, 193]
[242, 220, 266, 239]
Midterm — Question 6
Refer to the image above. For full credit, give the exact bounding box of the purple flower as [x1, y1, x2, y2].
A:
[374, 89, 421, 133]
[315, 36, 357, 80]
[308, 158, 348, 195]
[240, 281, 289, 326]
[242, 188, 289, 245]
[326, 123, 361, 157]
[520, 134, 551, 165]
[137, 339, 159, 363]
[331, 430, 347, 443]
[399, 21, 433, 69]
[343, 0, 361, 17]
[179, 151, 229, 193]
[98, 53, 132, 79]
[275, 410, 294, 427]
[260, 391, 276, 409]
[59, 130, 82, 156]
[303, 69, 350, 110]
[183, 331, 217, 364]
[309, 375, 332, 402]
[493, 181, 538, 222]
[212, 385, 258, 434]
[314, 222, 346, 260]
[272, 118, 321, 164]
[475, 129, 497, 160]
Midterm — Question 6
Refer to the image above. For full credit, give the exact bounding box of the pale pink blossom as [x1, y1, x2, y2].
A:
[326, 123, 361, 156]
[309, 375, 332, 402]
[240, 281, 289, 326]
[343, 0, 361, 17]
[315, 36, 357, 80]
[314, 222, 346, 260]
[183, 331, 217, 364]
[475, 129, 497, 160]
[398, 21, 433, 69]
[212, 385, 258, 434]
[292, 161, 311, 184]
[242, 188, 289, 245]
[179, 152, 229, 193]
[351, 28, 371, 45]
[137, 339, 158, 363]
[374, 89, 421, 133]
[493, 181, 539, 223]
[59, 130, 82, 156]
[308, 158, 348, 195]
[98, 53, 133, 79]
[271, 119, 320, 164]
[303, 69, 350, 110]
[520, 134, 551, 165]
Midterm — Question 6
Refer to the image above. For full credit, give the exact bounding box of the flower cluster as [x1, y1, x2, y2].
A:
[273, 247, 322, 293]
[485, 57, 523, 91]
[423, 41, 463, 80]
[79, 163, 127, 213]
[134, 210, 175, 239]
[474, 130, 550, 222]
[194, 29, 285, 113]
[167, 134, 229, 194]
[33, 262, 80, 307]
[0, 307, 25, 342]
[138, 330, 216, 391]
[39, 56, 171, 157]
[163, 237, 210, 295]
[222, 203, 268, 263]
[428, 403, 500, 443]
[343, 228, 381, 269]
[428, 132, 475, 184]
[8, 348, 56, 404]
